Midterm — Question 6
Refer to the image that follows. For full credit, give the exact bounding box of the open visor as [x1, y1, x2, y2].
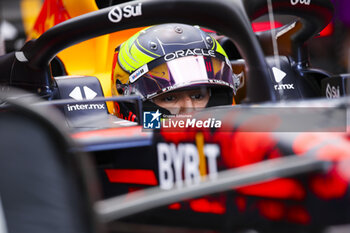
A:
[126, 54, 234, 100]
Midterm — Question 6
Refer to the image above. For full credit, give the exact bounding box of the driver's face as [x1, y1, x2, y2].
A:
[152, 88, 210, 115]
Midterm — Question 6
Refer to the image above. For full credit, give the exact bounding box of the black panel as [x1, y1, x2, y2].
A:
[55, 76, 108, 120]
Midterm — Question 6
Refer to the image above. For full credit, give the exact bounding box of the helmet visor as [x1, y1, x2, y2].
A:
[127, 55, 234, 99]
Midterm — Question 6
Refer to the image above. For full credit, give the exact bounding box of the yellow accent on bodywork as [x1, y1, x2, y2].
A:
[195, 132, 207, 179]
[20, 0, 42, 35]
[62, 0, 98, 17]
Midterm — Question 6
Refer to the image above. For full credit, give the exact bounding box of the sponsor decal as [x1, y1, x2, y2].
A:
[67, 103, 105, 112]
[129, 64, 149, 83]
[272, 67, 294, 90]
[272, 67, 286, 83]
[69, 86, 97, 100]
[274, 84, 295, 90]
[108, 3, 142, 23]
[157, 142, 220, 190]
[67, 86, 105, 112]
[208, 79, 232, 87]
[164, 49, 215, 62]
[291, 0, 311, 5]
[143, 110, 161, 129]
[325, 83, 340, 99]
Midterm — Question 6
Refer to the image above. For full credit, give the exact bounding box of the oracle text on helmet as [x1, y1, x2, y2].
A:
[164, 49, 216, 62]
[108, 3, 142, 23]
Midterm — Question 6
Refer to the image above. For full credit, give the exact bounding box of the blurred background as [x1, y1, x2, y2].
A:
[1, 0, 350, 75]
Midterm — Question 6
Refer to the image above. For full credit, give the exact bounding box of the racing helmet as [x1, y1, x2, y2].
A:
[111, 23, 236, 119]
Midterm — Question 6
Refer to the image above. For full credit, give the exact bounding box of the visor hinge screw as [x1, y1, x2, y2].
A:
[174, 26, 183, 34]
[206, 36, 213, 45]
[149, 42, 158, 50]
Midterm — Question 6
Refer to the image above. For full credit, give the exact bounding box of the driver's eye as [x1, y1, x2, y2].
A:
[191, 93, 204, 100]
[162, 95, 177, 102]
